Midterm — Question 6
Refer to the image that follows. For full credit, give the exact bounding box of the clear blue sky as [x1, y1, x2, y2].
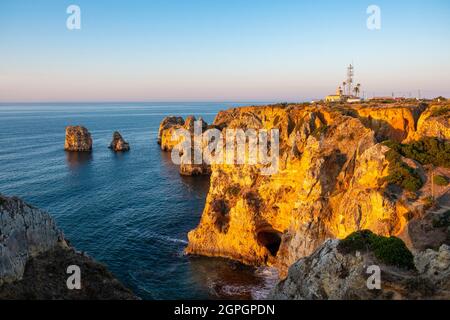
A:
[1, 0, 449, 102]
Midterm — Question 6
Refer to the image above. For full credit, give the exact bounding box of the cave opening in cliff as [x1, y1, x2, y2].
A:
[257, 230, 282, 256]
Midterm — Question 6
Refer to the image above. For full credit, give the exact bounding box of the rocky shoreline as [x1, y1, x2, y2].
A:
[269, 235, 450, 300]
[0, 194, 137, 300]
[1, 99, 448, 300]
[159, 100, 450, 299]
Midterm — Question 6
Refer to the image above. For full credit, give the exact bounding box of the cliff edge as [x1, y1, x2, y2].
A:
[159, 101, 449, 280]
[0, 194, 137, 300]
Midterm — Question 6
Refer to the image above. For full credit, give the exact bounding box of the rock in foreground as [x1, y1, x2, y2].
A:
[64, 126, 93, 152]
[269, 233, 450, 300]
[0, 194, 137, 300]
[109, 131, 130, 152]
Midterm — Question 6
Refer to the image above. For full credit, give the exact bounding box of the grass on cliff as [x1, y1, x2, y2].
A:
[383, 148, 423, 192]
[383, 138, 450, 168]
[338, 230, 415, 270]
[430, 105, 449, 117]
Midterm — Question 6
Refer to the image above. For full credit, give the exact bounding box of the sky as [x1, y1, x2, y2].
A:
[0, 0, 450, 102]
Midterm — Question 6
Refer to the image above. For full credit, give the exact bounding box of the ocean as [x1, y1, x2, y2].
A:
[0, 102, 278, 300]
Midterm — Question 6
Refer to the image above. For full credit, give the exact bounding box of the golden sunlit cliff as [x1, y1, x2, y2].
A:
[159, 101, 450, 277]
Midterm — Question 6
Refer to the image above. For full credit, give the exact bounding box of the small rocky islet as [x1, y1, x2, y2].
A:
[109, 131, 130, 152]
[64, 126, 130, 152]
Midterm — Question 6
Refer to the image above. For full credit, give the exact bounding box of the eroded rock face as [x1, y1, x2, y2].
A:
[185, 105, 408, 275]
[0, 195, 63, 285]
[408, 104, 450, 141]
[180, 102, 449, 277]
[351, 104, 426, 142]
[156, 102, 449, 279]
[158, 116, 184, 149]
[0, 246, 137, 300]
[109, 131, 130, 152]
[269, 240, 450, 300]
[0, 194, 137, 299]
[159, 115, 210, 175]
[64, 126, 93, 152]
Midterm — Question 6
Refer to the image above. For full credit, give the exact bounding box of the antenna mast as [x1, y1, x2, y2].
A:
[347, 64, 354, 96]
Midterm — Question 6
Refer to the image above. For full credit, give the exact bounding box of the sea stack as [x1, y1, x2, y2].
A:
[64, 126, 93, 152]
[109, 131, 130, 152]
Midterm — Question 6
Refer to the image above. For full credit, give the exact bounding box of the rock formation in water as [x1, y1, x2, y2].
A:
[158, 116, 185, 147]
[269, 234, 450, 300]
[64, 126, 93, 152]
[109, 131, 130, 152]
[158, 101, 449, 281]
[0, 194, 137, 299]
[159, 115, 211, 175]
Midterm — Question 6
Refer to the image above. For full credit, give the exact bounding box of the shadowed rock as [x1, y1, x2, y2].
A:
[109, 131, 130, 152]
[0, 194, 137, 300]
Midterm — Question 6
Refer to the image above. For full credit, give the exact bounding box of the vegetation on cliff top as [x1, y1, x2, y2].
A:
[383, 148, 423, 192]
[382, 137, 450, 192]
[383, 138, 450, 168]
[430, 105, 449, 117]
[338, 230, 415, 270]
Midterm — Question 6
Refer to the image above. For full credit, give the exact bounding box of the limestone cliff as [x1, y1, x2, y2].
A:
[0, 195, 64, 285]
[64, 126, 93, 152]
[159, 115, 211, 175]
[348, 103, 426, 142]
[158, 101, 449, 278]
[0, 194, 136, 299]
[408, 104, 450, 141]
[158, 116, 184, 148]
[185, 105, 406, 274]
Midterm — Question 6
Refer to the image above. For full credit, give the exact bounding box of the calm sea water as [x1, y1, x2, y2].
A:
[0, 102, 278, 300]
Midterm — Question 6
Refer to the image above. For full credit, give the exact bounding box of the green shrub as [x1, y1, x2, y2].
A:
[338, 230, 415, 270]
[434, 175, 449, 186]
[430, 105, 449, 117]
[383, 138, 450, 168]
[383, 149, 423, 192]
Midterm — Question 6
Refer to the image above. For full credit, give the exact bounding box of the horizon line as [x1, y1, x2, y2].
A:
[0, 99, 297, 105]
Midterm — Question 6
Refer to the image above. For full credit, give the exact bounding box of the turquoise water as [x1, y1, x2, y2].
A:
[0, 103, 277, 299]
